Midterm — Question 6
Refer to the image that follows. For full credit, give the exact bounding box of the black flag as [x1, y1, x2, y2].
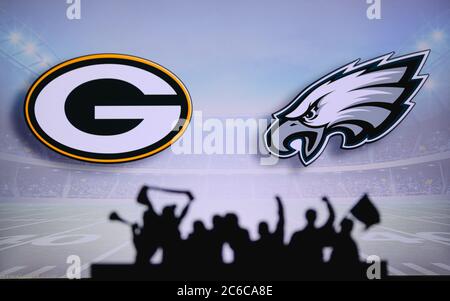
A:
[350, 194, 380, 229]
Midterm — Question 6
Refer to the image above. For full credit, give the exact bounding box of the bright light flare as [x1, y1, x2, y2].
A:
[24, 42, 36, 55]
[416, 40, 430, 50]
[40, 56, 52, 66]
[424, 78, 436, 91]
[9, 31, 22, 44]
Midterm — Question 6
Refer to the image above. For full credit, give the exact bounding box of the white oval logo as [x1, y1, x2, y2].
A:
[24, 54, 192, 163]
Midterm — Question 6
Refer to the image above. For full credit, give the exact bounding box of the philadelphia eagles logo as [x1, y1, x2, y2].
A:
[264, 50, 430, 166]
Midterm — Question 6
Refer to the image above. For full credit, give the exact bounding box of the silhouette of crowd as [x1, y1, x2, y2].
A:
[108, 186, 383, 280]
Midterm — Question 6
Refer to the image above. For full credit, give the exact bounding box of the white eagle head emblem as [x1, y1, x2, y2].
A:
[264, 51, 429, 166]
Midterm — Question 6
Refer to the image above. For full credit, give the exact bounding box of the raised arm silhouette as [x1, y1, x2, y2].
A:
[160, 194, 194, 266]
[288, 196, 336, 275]
[252, 196, 286, 278]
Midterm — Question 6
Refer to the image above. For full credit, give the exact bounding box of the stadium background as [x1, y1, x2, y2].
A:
[0, 0, 449, 278]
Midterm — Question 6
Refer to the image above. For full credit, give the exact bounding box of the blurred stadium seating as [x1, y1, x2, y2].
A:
[0, 114, 449, 200]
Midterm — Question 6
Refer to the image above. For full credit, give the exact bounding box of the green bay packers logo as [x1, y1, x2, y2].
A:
[24, 54, 192, 163]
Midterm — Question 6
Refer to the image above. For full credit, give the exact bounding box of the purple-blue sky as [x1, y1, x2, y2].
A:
[1, 0, 449, 119]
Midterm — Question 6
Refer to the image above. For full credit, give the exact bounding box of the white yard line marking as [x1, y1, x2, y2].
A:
[23, 266, 56, 278]
[0, 212, 99, 231]
[379, 205, 450, 219]
[0, 218, 40, 221]
[81, 241, 130, 272]
[360, 251, 407, 277]
[409, 205, 450, 212]
[403, 263, 438, 275]
[387, 265, 407, 276]
[432, 263, 450, 272]
[383, 213, 450, 227]
[381, 202, 450, 211]
[0, 266, 26, 277]
[378, 226, 450, 247]
[0, 206, 53, 210]
[0, 207, 56, 215]
[59, 241, 131, 278]
[0, 210, 64, 220]
[81, 241, 130, 271]
[0, 220, 106, 252]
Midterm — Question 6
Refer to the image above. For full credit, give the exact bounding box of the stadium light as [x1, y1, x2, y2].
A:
[424, 78, 436, 91]
[40, 56, 52, 67]
[24, 42, 36, 55]
[431, 30, 445, 42]
[416, 40, 430, 50]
